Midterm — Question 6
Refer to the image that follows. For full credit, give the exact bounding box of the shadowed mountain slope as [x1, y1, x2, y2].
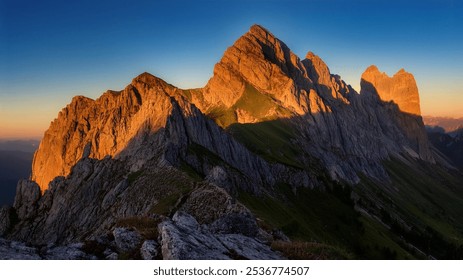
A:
[2, 25, 462, 260]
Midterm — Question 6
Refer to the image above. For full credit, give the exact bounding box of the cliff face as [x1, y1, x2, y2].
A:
[31, 25, 435, 192]
[198, 24, 434, 183]
[31, 74, 178, 191]
[361, 65, 421, 116]
[7, 25, 457, 260]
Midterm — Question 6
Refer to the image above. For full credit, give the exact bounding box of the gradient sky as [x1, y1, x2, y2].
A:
[1, 0, 462, 139]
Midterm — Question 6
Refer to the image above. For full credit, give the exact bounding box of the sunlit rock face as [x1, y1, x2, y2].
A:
[31, 74, 179, 191]
[361, 65, 421, 116]
[30, 25, 435, 191]
[201, 24, 353, 126]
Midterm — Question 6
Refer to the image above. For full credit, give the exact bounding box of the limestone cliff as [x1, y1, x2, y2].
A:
[361, 65, 421, 116]
[199, 24, 434, 183]
[31, 24, 436, 191]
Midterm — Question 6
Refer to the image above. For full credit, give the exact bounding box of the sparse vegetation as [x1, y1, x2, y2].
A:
[238, 182, 368, 256]
[355, 158, 463, 259]
[115, 216, 162, 240]
[149, 184, 191, 217]
[127, 170, 144, 184]
[272, 241, 352, 260]
[206, 83, 292, 128]
[227, 120, 304, 168]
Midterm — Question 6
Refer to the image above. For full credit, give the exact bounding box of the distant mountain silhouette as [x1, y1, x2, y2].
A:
[423, 116, 463, 133]
[427, 128, 463, 170]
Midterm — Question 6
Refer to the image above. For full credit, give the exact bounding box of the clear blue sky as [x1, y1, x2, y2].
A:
[1, 0, 462, 139]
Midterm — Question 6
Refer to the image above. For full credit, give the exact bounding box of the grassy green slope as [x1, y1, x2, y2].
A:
[356, 159, 463, 259]
[206, 83, 292, 128]
[237, 181, 415, 259]
[228, 117, 463, 259]
[228, 120, 304, 168]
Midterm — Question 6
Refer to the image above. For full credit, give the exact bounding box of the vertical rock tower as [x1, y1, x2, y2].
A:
[361, 65, 421, 116]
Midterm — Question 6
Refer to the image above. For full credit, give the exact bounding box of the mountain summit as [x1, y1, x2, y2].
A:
[2, 25, 463, 260]
[361, 65, 421, 115]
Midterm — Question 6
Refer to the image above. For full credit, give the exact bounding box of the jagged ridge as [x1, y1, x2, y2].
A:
[3, 24, 462, 260]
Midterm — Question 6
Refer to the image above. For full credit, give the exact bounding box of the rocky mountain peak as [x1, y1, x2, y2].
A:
[364, 65, 379, 73]
[30, 73, 184, 191]
[304, 51, 331, 86]
[361, 65, 421, 116]
[248, 24, 272, 39]
[201, 24, 312, 124]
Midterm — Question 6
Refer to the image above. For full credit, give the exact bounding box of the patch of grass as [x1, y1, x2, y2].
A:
[188, 143, 225, 166]
[149, 184, 191, 217]
[115, 216, 161, 240]
[207, 106, 237, 128]
[234, 83, 278, 119]
[206, 83, 292, 128]
[356, 216, 414, 259]
[383, 159, 463, 242]
[356, 158, 463, 259]
[239, 177, 426, 259]
[127, 170, 144, 184]
[227, 120, 304, 168]
[179, 160, 203, 181]
[271, 241, 352, 260]
[238, 183, 364, 252]
[150, 193, 182, 216]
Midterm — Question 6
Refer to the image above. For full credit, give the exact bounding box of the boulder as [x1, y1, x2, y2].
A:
[159, 211, 283, 260]
[113, 227, 143, 253]
[140, 240, 159, 260]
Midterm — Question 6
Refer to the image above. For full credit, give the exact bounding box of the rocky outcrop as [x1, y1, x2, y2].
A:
[113, 227, 142, 253]
[159, 211, 282, 260]
[14, 180, 41, 220]
[361, 65, 421, 116]
[140, 240, 159, 260]
[0, 206, 14, 236]
[0, 238, 96, 260]
[360, 65, 433, 162]
[0, 238, 41, 260]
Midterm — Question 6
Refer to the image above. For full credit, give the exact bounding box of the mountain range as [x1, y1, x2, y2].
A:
[423, 116, 463, 133]
[1, 25, 462, 260]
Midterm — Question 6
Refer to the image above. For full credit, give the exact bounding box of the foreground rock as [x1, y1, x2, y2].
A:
[0, 238, 95, 260]
[0, 238, 41, 260]
[159, 211, 283, 260]
[113, 227, 142, 253]
[140, 240, 159, 260]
